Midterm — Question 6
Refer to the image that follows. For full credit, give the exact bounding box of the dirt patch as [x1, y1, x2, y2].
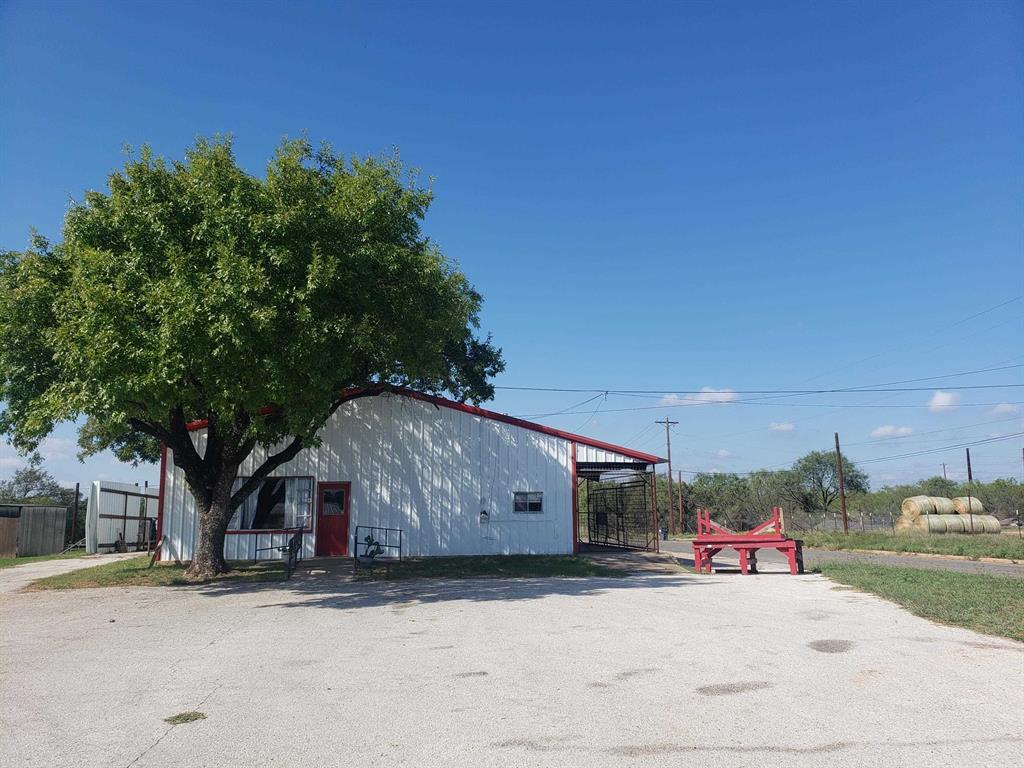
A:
[164, 711, 206, 725]
[608, 741, 849, 756]
[492, 736, 573, 752]
[696, 680, 772, 696]
[808, 639, 855, 654]
[959, 640, 1019, 651]
[615, 667, 660, 681]
[800, 609, 837, 621]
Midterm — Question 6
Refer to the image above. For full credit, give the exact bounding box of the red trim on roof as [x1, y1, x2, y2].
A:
[396, 389, 665, 464]
[184, 386, 665, 464]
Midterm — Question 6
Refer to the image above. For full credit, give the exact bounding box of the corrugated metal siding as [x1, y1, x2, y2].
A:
[15, 506, 67, 556]
[86, 481, 159, 554]
[574, 443, 650, 465]
[161, 393, 575, 561]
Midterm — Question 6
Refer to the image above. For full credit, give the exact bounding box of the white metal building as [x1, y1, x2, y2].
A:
[86, 480, 160, 553]
[157, 389, 663, 562]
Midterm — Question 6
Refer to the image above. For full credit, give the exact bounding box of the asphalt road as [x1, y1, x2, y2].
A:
[659, 539, 1024, 577]
[2, 566, 1022, 767]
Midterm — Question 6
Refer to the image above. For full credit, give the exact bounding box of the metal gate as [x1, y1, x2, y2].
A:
[577, 467, 657, 551]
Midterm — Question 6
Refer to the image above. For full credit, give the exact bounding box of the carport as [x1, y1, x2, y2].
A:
[574, 445, 663, 552]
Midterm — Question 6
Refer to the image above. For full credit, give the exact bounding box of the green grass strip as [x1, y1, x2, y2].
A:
[0, 549, 90, 570]
[355, 554, 623, 581]
[817, 561, 1024, 642]
[27, 555, 286, 590]
[801, 531, 1024, 561]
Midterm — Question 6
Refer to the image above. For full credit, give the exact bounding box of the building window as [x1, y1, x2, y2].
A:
[228, 476, 313, 531]
[513, 491, 543, 513]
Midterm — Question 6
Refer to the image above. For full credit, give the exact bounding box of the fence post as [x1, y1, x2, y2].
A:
[889, 510, 895, 535]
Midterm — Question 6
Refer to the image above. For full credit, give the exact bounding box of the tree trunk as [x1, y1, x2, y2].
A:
[185, 496, 233, 581]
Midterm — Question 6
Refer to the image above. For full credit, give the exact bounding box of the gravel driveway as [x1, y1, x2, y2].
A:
[1, 568, 1021, 767]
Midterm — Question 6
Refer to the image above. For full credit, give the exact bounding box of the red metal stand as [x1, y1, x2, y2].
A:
[692, 506, 804, 575]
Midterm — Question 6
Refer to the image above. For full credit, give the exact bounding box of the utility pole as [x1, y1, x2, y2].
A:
[656, 418, 678, 535]
[834, 431, 849, 534]
[941, 462, 947, 481]
[966, 448, 975, 534]
[677, 470, 684, 534]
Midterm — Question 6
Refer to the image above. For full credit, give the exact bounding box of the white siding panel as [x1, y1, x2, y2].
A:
[85, 481, 159, 553]
[160, 393, 575, 561]
[574, 444, 651, 465]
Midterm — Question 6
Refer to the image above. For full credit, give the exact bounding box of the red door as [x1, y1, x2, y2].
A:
[316, 482, 350, 556]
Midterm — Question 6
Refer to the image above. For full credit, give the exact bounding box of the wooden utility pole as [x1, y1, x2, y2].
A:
[677, 470, 684, 534]
[656, 418, 678, 534]
[834, 431, 849, 534]
[941, 462, 947, 481]
[966, 448, 975, 534]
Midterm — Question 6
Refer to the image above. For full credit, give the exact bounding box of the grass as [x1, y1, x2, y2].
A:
[355, 554, 622, 581]
[164, 711, 206, 725]
[816, 561, 1024, 642]
[0, 549, 89, 570]
[27, 555, 286, 590]
[800, 530, 1024, 561]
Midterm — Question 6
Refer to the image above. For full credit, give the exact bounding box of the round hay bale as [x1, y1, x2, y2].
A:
[982, 515, 1002, 534]
[952, 496, 984, 515]
[901, 496, 935, 519]
[940, 514, 964, 533]
[894, 516, 916, 534]
[914, 515, 947, 534]
[930, 497, 956, 515]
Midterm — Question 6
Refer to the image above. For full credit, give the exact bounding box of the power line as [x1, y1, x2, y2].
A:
[497, 362, 1023, 399]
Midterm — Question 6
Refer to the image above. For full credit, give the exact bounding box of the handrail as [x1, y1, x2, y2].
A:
[354, 525, 403, 561]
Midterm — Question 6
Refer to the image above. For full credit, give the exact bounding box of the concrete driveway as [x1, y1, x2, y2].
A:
[0, 552, 142, 594]
[1, 569, 1021, 767]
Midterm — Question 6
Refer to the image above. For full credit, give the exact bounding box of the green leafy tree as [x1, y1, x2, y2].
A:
[0, 455, 86, 542]
[790, 450, 869, 515]
[0, 454, 66, 502]
[0, 137, 503, 579]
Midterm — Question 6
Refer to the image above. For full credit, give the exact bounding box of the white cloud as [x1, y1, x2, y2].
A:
[39, 437, 76, 461]
[660, 387, 739, 407]
[870, 425, 914, 438]
[0, 457, 25, 469]
[927, 391, 960, 412]
[770, 421, 796, 432]
[990, 403, 1020, 416]
[716, 449, 734, 459]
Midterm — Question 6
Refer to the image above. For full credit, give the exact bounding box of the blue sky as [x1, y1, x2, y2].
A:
[1, 0, 1021, 489]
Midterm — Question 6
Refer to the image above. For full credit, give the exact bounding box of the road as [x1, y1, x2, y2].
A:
[0, 553, 141, 594]
[2, 565, 1022, 767]
[659, 539, 1024, 577]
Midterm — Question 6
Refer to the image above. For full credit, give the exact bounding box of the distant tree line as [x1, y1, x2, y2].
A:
[651, 450, 1023, 532]
[0, 455, 86, 543]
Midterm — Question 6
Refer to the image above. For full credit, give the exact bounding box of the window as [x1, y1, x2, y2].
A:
[513, 491, 543, 513]
[322, 488, 346, 516]
[229, 476, 313, 530]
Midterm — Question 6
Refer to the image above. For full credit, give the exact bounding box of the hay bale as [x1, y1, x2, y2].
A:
[955, 514, 1002, 534]
[940, 514, 964, 533]
[901, 496, 935, 519]
[952, 497, 984, 515]
[930, 497, 956, 515]
[894, 516, 916, 534]
[913, 515, 947, 534]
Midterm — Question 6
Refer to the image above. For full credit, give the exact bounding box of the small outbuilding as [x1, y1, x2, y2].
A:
[157, 389, 664, 562]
